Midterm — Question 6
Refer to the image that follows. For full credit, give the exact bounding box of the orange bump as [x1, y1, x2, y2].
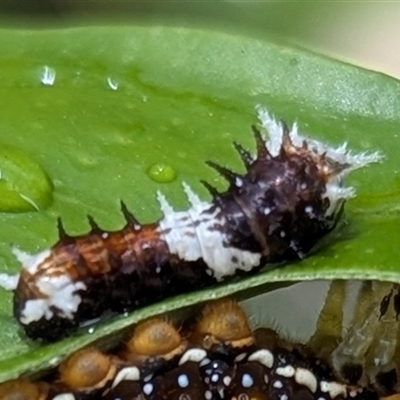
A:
[59, 347, 113, 389]
[126, 318, 182, 357]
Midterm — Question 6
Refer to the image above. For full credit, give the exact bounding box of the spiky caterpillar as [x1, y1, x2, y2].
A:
[0, 300, 381, 400]
[1, 106, 381, 341]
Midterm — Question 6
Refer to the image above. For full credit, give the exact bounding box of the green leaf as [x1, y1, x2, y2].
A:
[0, 26, 399, 382]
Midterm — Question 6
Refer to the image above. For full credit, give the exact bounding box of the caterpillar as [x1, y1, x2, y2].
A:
[0, 299, 382, 400]
[0, 106, 382, 341]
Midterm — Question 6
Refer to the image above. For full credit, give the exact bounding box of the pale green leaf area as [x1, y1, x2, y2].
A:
[0, 26, 399, 381]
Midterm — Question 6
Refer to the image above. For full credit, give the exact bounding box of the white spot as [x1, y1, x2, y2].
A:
[157, 191, 174, 216]
[223, 375, 232, 386]
[211, 374, 219, 383]
[300, 183, 307, 190]
[112, 366, 140, 388]
[280, 395, 288, 400]
[20, 275, 86, 324]
[178, 374, 189, 388]
[205, 390, 213, 400]
[305, 206, 314, 215]
[182, 182, 202, 206]
[273, 380, 283, 389]
[248, 349, 274, 368]
[241, 373, 254, 388]
[179, 348, 207, 365]
[12, 247, 51, 275]
[276, 365, 295, 378]
[52, 394, 75, 400]
[143, 383, 153, 395]
[101, 232, 109, 239]
[295, 368, 317, 393]
[155, 266, 161, 274]
[320, 381, 347, 398]
[0, 273, 19, 291]
[41, 66, 56, 86]
[107, 77, 119, 91]
[280, 231, 286, 238]
[235, 177, 243, 187]
[263, 207, 271, 215]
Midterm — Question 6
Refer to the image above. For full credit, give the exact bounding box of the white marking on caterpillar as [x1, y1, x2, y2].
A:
[276, 365, 295, 378]
[182, 181, 202, 206]
[20, 275, 86, 324]
[179, 348, 207, 365]
[12, 247, 51, 275]
[320, 381, 347, 398]
[248, 349, 274, 368]
[294, 367, 318, 393]
[159, 201, 261, 281]
[156, 191, 174, 216]
[112, 366, 140, 388]
[0, 273, 19, 290]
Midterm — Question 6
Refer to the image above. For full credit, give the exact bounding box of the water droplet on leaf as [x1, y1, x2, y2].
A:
[147, 163, 177, 183]
[41, 66, 56, 86]
[0, 144, 53, 212]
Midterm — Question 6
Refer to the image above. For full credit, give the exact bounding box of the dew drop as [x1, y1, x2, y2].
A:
[147, 163, 177, 183]
[107, 77, 119, 91]
[41, 66, 56, 86]
[0, 144, 53, 212]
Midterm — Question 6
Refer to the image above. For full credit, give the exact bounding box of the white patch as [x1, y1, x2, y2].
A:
[12, 247, 51, 275]
[320, 381, 347, 398]
[0, 273, 19, 290]
[20, 274, 86, 324]
[276, 365, 295, 378]
[178, 373, 189, 388]
[52, 394, 75, 400]
[112, 366, 140, 388]
[256, 105, 383, 216]
[295, 368, 318, 393]
[179, 348, 207, 365]
[211, 374, 219, 383]
[241, 373, 254, 388]
[159, 200, 261, 281]
[205, 390, 213, 400]
[248, 349, 274, 368]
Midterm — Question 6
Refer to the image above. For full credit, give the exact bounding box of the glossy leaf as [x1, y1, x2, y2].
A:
[0, 26, 399, 382]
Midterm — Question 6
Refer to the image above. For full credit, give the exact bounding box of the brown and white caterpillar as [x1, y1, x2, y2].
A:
[0, 106, 382, 341]
[0, 300, 382, 400]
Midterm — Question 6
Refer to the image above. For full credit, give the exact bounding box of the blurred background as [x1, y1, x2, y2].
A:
[1, 1, 399, 79]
